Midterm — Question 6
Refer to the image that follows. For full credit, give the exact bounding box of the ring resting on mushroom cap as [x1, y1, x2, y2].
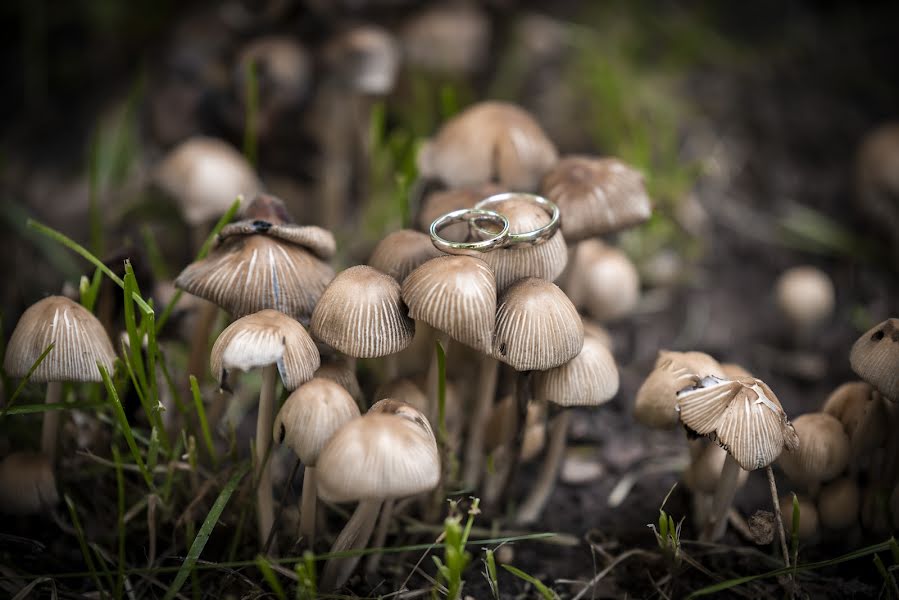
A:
[472, 192, 561, 247]
[430, 208, 511, 254]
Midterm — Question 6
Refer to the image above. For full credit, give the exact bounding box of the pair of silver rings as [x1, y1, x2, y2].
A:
[429, 192, 560, 255]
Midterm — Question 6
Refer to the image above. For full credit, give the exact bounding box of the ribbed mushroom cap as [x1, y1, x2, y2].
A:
[210, 309, 319, 391]
[777, 412, 850, 487]
[476, 195, 568, 291]
[565, 239, 639, 321]
[654, 350, 725, 378]
[540, 156, 652, 241]
[368, 229, 442, 283]
[316, 409, 439, 503]
[775, 266, 835, 329]
[368, 397, 436, 440]
[850, 318, 899, 401]
[311, 266, 414, 358]
[822, 381, 887, 456]
[817, 477, 860, 530]
[417, 101, 557, 191]
[0, 452, 59, 515]
[493, 278, 583, 371]
[676, 376, 799, 471]
[273, 377, 360, 466]
[315, 356, 362, 404]
[416, 184, 503, 237]
[779, 494, 818, 541]
[633, 350, 724, 430]
[236, 36, 310, 108]
[400, 2, 490, 74]
[402, 255, 496, 353]
[154, 136, 262, 225]
[533, 337, 618, 407]
[4, 296, 116, 382]
[684, 442, 749, 494]
[324, 26, 399, 95]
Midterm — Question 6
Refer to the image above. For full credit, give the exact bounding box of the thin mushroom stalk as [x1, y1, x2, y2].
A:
[462, 353, 499, 488]
[41, 381, 63, 463]
[364, 498, 395, 575]
[256, 364, 278, 550]
[322, 499, 383, 590]
[300, 466, 317, 545]
[702, 452, 741, 541]
[515, 409, 570, 525]
[495, 372, 532, 510]
[766, 465, 790, 568]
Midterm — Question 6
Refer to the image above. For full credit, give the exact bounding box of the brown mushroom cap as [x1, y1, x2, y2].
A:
[273, 377, 360, 466]
[310, 265, 415, 358]
[493, 277, 583, 371]
[849, 318, 899, 401]
[4, 296, 116, 382]
[655, 350, 725, 378]
[368, 229, 442, 283]
[821, 381, 887, 456]
[416, 183, 503, 237]
[817, 477, 860, 530]
[777, 412, 849, 487]
[775, 266, 835, 330]
[210, 309, 319, 391]
[533, 337, 618, 407]
[400, 2, 490, 75]
[676, 376, 799, 471]
[634, 350, 724, 430]
[218, 205, 337, 260]
[236, 36, 310, 109]
[0, 452, 59, 515]
[323, 26, 399, 95]
[565, 239, 639, 321]
[582, 317, 614, 351]
[402, 255, 496, 353]
[417, 101, 557, 191]
[779, 494, 818, 541]
[315, 356, 363, 404]
[540, 156, 652, 241]
[720, 363, 753, 379]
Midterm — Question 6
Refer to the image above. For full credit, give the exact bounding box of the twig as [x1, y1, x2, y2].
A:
[766, 466, 790, 569]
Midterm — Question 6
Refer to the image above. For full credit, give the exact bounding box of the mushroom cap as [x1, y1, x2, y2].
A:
[779, 494, 818, 541]
[400, 2, 490, 74]
[316, 408, 439, 503]
[493, 277, 583, 371]
[775, 266, 835, 329]
[315, 356, 362, 404]
[416, 183, 503, 237]
[368, 229, 442, 283]
[720, 363, 753, 379]
[849, 318, 899, 401]
[0, 452, 59, 516]
[634, 357, 701, 430]
[540, 156, 652, 241]
[821, 380, 887, 456]
[684, 442, 749, 494]
[676, 376, 799, 471]
[417, 101, 557, 191]
[533, 337, 618, 407]
[373, 379, 427, 415]
[855, 123, 899, 245]
[273, 377, 360, 466]
[210, 309, 319, 391]
[565, 239, 639, 321]
[817, 477, 860, 530]
[310, 265, 415, 358]
[218, 208, 336, 260]
[402, 255, 496, 353]
[654, 350, 725, 378]
[175, 232, 335, 323]
[477, 195, 568, 291]
[154, 136, 262, 225]
[236, 35, 310, 108]
[777, 412, 850, 487]
[4, 296, 116, 382]
[582, 317, 614, 351]
[323, 26, 399, 95]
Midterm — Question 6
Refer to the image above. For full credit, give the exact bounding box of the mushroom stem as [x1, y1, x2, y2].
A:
[497, 372, 532, 510]
[321, 498, 383, 591]
[41, 381, 63, 463]
[364, 497, 395, 575]
[766, 465, 790, 568]
[515, 409, 570, 525]
[462, 354, 499, 488]
[702, 452, 741, 541]
[256, 364, 278, 550]
[300, 466, 317, 546]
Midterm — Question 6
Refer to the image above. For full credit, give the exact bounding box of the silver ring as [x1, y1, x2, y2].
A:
[430, 208, 510, 254]
[473, 192, 561, 247]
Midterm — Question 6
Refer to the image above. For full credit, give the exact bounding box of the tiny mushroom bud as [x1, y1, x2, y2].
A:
[565, 239, 640, 321]
[0, 452, 59, 515]
[821, 381, 887, 459]
[777, 412, 850, 491]
[775, 266, 835, 332]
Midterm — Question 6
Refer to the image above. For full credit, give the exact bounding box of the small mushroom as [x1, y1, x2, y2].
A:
[0, 452, 59, 515]
[564, 239, 640, 321]
[777, 412, 850, 493]
[415, 183, 503, 239]
[775, 266, 835, 335]
[817, 477, 860, 530]
[821, 381, 887, 462]
[400, 2, 490, 75]
[367, 229, 442, 284]
[850, 318, 899, 401]
[634, 350, 723, 430]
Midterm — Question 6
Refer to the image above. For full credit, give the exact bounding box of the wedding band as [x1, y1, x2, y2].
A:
[430, 208, 510, 254]
[473, 192, 561, 247]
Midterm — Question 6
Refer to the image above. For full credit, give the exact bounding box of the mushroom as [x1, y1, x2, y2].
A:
[720, 363, 752, 379]
[676, 376, 799, 547]
[855, 122, 899, 262]
[211, 309, 319, 547]
[776, 412, 849, 493]
[273, 377, 360, 545]
[400, 2, 490, 76]
[821, 381, 887, 464]
[4, 296, 117, 462]
[516, 336, 618, 524]
[685, 442, 749, 525]
[564, 239, 640, 321]
[367, 229, 442, 284]
[316, 400, 439, 591]
[315, 355, 363, 406]
[775, 266, 835, 336]
[415, 183, 503, 240]
[817, 477, 860, 530]
[633, 350, 724, 430]
[0, 452, 59, 515]
[850, 318, 899, 401]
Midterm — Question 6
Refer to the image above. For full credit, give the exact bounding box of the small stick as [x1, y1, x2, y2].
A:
[766, 465, 790, 568]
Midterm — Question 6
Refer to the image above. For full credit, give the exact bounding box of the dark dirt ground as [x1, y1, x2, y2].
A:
[1, 1, 898, 599]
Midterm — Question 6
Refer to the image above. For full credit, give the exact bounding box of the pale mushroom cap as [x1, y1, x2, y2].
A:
[582, 318, 614, 351]
[417, 101, 557, 191]
[777, 412, 849, 487]
[0, 452, 59, 516]
[540, 156, 652, 241]
[210, 309, 320, 390]
[720, 363, 753, 379]
[493, 277, 583, 371]
[219, 213, 337, 260]
[236, 36, 310, 105]
[416, 183, 503, 235]
[368, 229, 442, 283]
[817, 477, 860, 530]
[154, 136, 262, 225]
[325, 26, 399, 94]
[533, 337, 619, 407]
[849, 318, 899, 401]
[316, 411, 439, 503]
[684, 442, 749, 494]
[373, 379, 427, 415]
[634, 357, 702, 430]
[402, 255, 496, 353]
[273, 378, 360, 466]
[565, 239, 639, 321]
[676, 376, 799, 471]
[310, 265, 415, 358]
[400, 2, 490, 74]
[175, 233, 335, 323]
[775, 266, 835, 329]
[654, 350, 725, 378]
[779, 494, 818, 541]
[477, 195, 568, 291]
[821, 381, 887, 456]
[4, 296, 116, 382]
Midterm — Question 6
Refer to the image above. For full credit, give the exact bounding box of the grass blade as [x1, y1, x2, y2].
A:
[100, 363, 154, 490]
[501, 564, 558, 600]
[256, 554, 287, 600]
[64, 495, 106, 597]
[112, 446, 127, 600]
[190, 375, 218, 466]
[3, 400, 106, 415]
[162, 465, 250, 600]
[0, 343, 54, 418]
